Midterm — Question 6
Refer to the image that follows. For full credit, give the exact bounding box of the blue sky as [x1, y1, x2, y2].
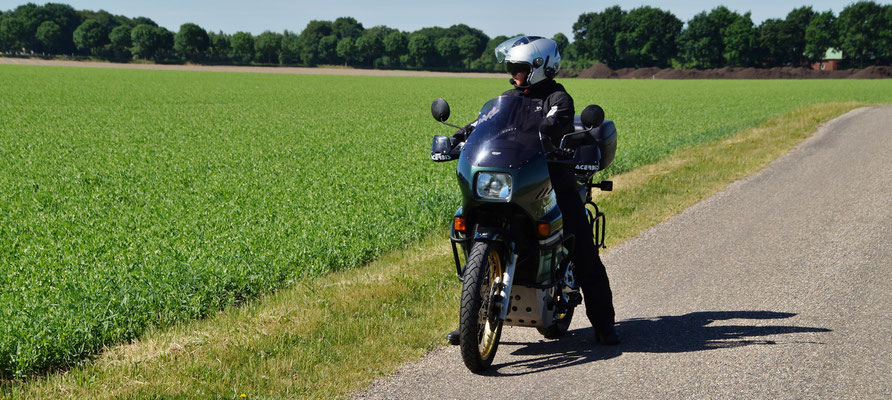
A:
[1, 1, 886, 40]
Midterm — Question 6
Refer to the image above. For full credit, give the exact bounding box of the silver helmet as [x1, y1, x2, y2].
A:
[494, 35, 561, 87]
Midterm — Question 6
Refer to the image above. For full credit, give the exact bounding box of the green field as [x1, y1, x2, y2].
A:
[1, 64, 890, 378]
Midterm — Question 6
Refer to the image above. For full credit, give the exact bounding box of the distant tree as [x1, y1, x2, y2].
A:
[299, 20, 333, 65]
[551, 33, 569, 56]
[722, 13, 759, 67]
[445, 24, 488, 59]
[131, 17, 157, 27]
[456, 34, 481, 68]
[174, 23, 209, 63]
[884, 5, 892, 63]
[77, 9, 117, 30]
[470, 35, 508, 72]
[561, 41, 581, 69]
[363, 25, 397, 40]
[572, 6, 626, 67]
[130, 24, 173, 61]
[0, 15, 28, 51]
[434, 36, 459, 68]
[35, 21, 61, 53]
[838, 0, 889, 67]
[336, 36, 358, 66]
[109, 24, 132, 58]
[365, 25, 400, 68]
[332, 16, 363, 39]
[73, 19, 109, 56]
[678, 6, 740, 69]
[757, 18, 793, 67]
[383, 30, 407, 58]
[445, 24, 489, 60]
[75, 9, 127, 55]
[408, 33, 433, 68]
[784, 6, 816, 66]
[205, 31, 230, 63]
[279, 30, 300, 64]
[804, 11, 837, 63]
[254, 31, 282, 64]
[614, 6, 682, 68]
[130, 24, 158, 59]
[410, 27, 447, 51]
[355, 32, 383, 66]
[154, 26, 174, 61]
[41, 3, 82, 54]
[230, 31, 254, 63]
[2, 3, 44, 51]
[317, 34, 338, 64]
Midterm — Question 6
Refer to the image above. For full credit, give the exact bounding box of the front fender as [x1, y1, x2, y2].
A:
[473, 226, 509, 245]
[452, 225, 510, 281]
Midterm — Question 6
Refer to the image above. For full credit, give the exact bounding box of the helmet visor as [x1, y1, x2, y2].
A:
[494, 35, 531, 63]
[506, 62, 531, 75]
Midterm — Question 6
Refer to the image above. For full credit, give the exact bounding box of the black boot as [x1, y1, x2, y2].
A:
[446, 328, 460, 345]
[595, 324, 620, 345]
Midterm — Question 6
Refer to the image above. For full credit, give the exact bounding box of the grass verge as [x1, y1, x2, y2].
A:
[0, 102, 863, 399]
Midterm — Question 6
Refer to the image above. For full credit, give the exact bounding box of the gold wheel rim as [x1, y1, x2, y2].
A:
[478, 249, 503, 359]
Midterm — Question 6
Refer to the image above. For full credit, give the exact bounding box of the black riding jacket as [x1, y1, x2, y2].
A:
[501, 79, 576, 147]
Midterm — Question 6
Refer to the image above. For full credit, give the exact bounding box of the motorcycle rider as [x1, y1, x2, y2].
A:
[445, 36, 620, 345]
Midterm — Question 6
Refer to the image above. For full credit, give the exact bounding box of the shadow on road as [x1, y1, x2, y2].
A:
[487, 310, 830, 376]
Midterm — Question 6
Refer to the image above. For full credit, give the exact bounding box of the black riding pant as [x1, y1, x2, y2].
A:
[549, 165, 616, 328]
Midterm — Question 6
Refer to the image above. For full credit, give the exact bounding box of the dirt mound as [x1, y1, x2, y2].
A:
[622, 67, 662, 79]
[575, 63, 615, 79]
[851, 65, 892, 79]
[560, 64, 892, 79]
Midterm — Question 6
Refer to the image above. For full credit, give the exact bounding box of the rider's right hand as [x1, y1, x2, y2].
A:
[449, 134, 461, 148]
[452, 123, 476, 144]
[451, 128, 467, 145]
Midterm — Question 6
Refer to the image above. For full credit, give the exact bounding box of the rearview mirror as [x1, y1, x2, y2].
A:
[431, 98, 451, 122]
[581, 105, 605, 129]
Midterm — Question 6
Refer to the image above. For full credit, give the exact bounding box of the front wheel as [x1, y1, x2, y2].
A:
[459, 241, 504, 372]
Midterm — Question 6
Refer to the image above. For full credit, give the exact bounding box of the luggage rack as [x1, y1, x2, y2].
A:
[585, 180, 612, 249]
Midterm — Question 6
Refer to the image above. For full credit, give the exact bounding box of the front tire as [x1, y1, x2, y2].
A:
[459, 241, 504, 372]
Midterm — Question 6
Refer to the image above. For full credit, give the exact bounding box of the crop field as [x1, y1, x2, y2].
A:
[1, 64, 891, 378]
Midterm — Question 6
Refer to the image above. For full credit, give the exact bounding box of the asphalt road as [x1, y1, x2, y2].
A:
[356, 106, 891, 399]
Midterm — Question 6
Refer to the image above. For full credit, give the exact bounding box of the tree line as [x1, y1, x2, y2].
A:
[1, 2, 890, 71]
[570, 2, 892, 69]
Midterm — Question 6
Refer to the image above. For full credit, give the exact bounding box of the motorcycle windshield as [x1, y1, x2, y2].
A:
[463, 96, 545, 168]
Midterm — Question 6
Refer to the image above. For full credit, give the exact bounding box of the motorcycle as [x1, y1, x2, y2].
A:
[429, 95, 617, 372]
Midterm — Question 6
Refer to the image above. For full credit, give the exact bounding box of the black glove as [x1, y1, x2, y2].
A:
[451, 123, 475, 146]
[450, 129, 465, 147]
